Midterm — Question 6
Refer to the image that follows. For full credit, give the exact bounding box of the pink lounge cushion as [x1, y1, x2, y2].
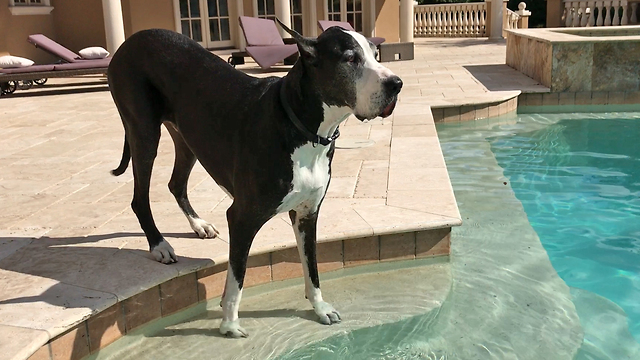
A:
[239, 16, 286, 46]
[0, 64, 55, 74]
[245, 44, 298, 69]
[52, 58, 110, 70]
[27, 34, 81, 63]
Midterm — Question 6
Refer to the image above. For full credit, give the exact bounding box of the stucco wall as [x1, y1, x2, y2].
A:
[52, 0, 107, 54]
[376, 0, 399, 43]
[126, 0, 175, 36]
[0, 0, 57, 64]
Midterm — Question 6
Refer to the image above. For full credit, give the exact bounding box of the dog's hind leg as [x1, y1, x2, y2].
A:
[290, 209, 341, 325]
[115, 98, 176, 264]
[219, 203, 269, 338]
[165, 124, 219, 239]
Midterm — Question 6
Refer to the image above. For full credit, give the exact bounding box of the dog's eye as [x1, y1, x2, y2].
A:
[344, 52, 356, 63]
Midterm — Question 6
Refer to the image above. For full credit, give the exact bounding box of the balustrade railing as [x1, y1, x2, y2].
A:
[563, 0, 640, 27]
[505, 8, 521, 30]
[414, 3, 487, 37]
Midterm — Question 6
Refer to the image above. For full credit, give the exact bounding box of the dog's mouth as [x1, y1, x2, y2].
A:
[355, 97, 398, 121]
[380, 98, 397, 118]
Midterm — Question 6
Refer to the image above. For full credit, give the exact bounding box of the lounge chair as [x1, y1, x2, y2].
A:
[317, 20, 385, 46]
[237, 16, 299, 69]
[27, 34, 111, 65]
[0, 35, 110, 95]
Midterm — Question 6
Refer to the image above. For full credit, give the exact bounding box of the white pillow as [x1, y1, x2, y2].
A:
[0, 55, 34, 69]
[79, 47, 110, 60]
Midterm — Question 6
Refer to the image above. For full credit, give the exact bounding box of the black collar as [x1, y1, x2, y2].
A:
[279, 82, 340, 147]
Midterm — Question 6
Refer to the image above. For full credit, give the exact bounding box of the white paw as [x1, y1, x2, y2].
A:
[219, 320, 249, 338]
[189, 217, 219, 239]
[150, 240, 177, 264]
[313, 301, 341, 325]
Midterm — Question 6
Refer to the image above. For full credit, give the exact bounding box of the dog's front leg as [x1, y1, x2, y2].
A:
[220, 204, 267, 338]
[290, 209, 341, 325]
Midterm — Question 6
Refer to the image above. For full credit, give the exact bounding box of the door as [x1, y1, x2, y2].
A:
[175, 0, 232, 48]
[205, 0, 233, 47]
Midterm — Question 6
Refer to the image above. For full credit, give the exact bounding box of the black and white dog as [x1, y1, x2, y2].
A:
[107, 21, 402, 337]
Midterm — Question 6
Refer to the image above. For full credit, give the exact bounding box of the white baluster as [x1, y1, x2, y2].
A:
[479, 6, 486, 37]
[613, 0, 621, 25]
[581, 2, 589, 26]
[621, 0, 629, 25]
[572, 1, 581, 26]
[587, 1, 596, 26]
[566, 1, 574, 26]
[596, 1, 605, 25]
[462, 8, 472, 37]
[427, 10, 433, 36]
[604, 0, 613, 25]
[632, 2, 638, 24]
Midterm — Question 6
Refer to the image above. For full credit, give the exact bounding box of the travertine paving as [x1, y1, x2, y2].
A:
[0, 38, 547, 360]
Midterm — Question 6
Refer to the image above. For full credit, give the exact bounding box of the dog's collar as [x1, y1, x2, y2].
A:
[279, 83, 340, 147]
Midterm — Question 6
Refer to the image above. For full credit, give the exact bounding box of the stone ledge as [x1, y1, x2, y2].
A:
[24, 228, 450, 360]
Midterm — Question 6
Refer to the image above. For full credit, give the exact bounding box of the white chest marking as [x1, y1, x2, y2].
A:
[277, 143, 331, 214]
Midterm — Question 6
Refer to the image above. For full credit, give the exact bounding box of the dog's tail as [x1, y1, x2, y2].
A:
[111, 136, 131, 176]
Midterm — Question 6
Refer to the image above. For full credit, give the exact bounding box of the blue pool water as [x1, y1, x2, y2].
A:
[489, 117, 640, 341]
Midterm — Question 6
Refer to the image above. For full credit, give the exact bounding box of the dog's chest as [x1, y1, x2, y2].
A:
[277, 143, 331, 214]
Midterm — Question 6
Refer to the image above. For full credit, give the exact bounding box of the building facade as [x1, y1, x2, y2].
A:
[1, 0, 411, 64]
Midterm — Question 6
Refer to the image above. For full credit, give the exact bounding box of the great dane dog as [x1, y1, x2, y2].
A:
[107, 20, 402, 337]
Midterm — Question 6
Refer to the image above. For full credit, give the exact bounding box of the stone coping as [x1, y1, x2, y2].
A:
[24, 230, 451, 360]
[507, 26, 640, 43]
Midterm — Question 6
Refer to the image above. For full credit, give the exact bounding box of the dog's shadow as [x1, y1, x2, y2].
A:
[0, 231, 223, 356]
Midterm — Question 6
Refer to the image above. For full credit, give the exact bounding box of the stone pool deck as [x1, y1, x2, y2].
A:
[1, 38, 547, 360]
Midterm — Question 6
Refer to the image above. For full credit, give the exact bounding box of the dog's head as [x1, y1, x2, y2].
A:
[277, 19, 402, 121]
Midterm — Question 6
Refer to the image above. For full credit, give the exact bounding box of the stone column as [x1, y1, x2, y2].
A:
[487, 0, 504, 39]
[399, 0, 414, 43]
[237, 0, 246, 50]
[101, 0, 126, 53]
[274, 0, 292, 38]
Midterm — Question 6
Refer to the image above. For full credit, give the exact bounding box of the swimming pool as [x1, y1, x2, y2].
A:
[90, 112, 640, 360]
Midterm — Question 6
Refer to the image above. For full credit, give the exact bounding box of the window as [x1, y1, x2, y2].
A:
[290, 0, 302, 34]
[256, 0, 275, 21]
[346, 0, 362, 32]
[178, 0, 204, 42]
[327, 0, 340, 21]
[8, 0, 53, 15]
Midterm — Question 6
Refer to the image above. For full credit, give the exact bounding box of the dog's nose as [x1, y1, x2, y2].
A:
[384, 76, 403, 95]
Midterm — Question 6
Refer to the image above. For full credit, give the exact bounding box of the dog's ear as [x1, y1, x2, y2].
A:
[275, 17, 317, 65]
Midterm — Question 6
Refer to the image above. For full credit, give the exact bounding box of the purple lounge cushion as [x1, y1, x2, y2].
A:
[28, 34, 81, 63]
[318, 20, 356, 32]
[53, 58, 110, 70]
[318, 21, 385, 46]
[0, 64, 55, 74]
[369, 37, 386, 46]
[239, 16, 285, 46]
[246, 44, 298, 69]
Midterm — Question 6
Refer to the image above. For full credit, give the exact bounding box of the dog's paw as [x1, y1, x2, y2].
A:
[189, 218, 219, 239]
[150, 240, 177, 264]
[313, 301, 341, 325]
[219, 320, 249, 338]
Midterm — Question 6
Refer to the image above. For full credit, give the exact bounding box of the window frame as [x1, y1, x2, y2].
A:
[8, 0, 54, 16]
